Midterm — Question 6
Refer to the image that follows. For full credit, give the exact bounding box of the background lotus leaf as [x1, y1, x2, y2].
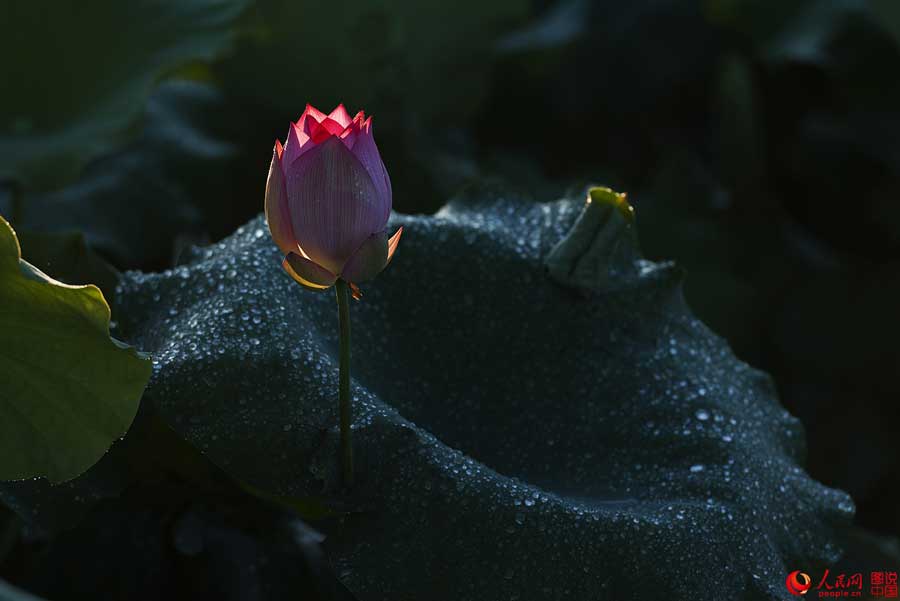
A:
[0, 0, 249, 193]
[216, 0, 529, 126]
[108, 184, 852, 600]
[4, 81, 259, 272]
[0, 579, 46, 601]
[0, 218, 150, 484]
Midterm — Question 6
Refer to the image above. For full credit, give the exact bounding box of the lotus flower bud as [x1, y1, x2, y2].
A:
[265, 104, 402, 295]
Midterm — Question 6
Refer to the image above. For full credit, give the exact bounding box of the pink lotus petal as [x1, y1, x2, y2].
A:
[283, 122, 314, 166]
[347, 121, 391, 226]
[337, 113, 365, 149]
[383, 156, 393, 208]
[294, 111, 310, 132]
[282, 252, 338, 290]
[264, 142, 297, 256]
[306, 118, 331, 143]
[340, 127, 358, 150]
[305, 116, 346, 143]
[340, 230, 389, 283]
[284, 137, 384, 274]
[302, 103, 328, 124]
[318, 117, 346, 137]
[329, 104, 352, 128]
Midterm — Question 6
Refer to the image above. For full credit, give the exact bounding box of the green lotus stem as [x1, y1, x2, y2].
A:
[335, 278, 353, 487]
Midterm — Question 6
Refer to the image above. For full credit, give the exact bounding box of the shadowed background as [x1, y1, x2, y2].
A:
[1, 0, 899, 592]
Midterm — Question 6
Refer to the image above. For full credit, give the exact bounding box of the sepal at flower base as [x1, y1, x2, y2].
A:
[341, 227, 403, 285]
[282, 252, 338, 291]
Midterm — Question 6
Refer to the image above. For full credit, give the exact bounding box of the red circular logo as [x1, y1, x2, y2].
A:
[786, 571, 812, 596]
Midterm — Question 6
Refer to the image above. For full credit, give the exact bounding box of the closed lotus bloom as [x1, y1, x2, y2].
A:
[264, 104, 402, 485]
[265, 104, 402, 296]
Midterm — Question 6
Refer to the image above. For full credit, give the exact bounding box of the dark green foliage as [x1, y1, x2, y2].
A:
[102, 188, 850, 599]
[0, 218, 150, 484]
[0, 0, 250, 192]
[2, 0, 900, 598]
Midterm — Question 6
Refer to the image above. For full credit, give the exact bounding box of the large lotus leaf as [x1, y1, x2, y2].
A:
[113, 184, 852, 600]
[0, 579, 46, 601]
[14, 230, 120, 299]
[0, 0, 248, 192]
[0, 217, 150, 484]
[8, 81, 254, 270]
